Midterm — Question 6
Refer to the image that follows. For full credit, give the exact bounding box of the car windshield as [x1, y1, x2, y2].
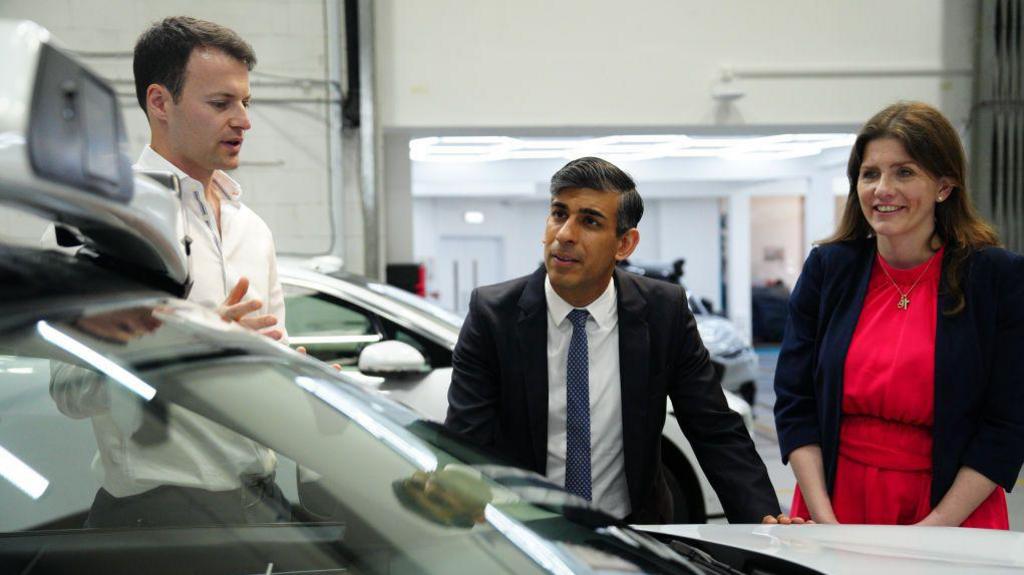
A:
[0, 298, 699, 574]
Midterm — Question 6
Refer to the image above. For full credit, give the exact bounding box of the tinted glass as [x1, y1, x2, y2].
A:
[284, 285, 381, 364]
[0, 300, 687, 574]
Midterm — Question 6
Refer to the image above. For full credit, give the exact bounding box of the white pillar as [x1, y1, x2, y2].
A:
[384, 133, 414, 264]
[804, 172, 838, 257]
[727, 192, 753, 343]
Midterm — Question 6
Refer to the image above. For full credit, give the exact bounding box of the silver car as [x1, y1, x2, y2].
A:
[279, 259, 754, 523]
[688, 295, 759, 407]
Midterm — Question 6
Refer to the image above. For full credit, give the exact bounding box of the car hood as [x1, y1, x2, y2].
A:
[636, 524, 1024, 574]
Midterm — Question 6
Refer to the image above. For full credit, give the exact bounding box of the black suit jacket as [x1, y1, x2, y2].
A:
[774, 240, 1024, 507]
[445, 267, 780, 524]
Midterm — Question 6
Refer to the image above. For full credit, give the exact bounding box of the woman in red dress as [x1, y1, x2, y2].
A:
[774, 102, 1023, 529]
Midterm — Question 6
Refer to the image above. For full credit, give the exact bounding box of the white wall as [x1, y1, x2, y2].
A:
[3, 0, 974, 283]
[410, 151, 845, 334]
[383, 133, 414, 262]
[0, 0, 335, 253]
[414, 197, 548, 307]
[414, 194, 727, 313]
[751, 196, 804, 290]
[655, 198, 722, 310]
[378, 0, 974, 129]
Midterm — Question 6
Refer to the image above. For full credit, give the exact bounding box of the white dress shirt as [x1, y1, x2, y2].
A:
[46, 147, 285, 497]
[51, 361, 279, 497]
[545, 276, 631, 519]
[135, 146, 287, 342]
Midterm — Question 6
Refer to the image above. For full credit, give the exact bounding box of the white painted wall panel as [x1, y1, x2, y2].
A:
[0, 1, 335, 254]
[414, 197, 547, 309]
[378, 0, 973, 129]
[655, 198, 722, 310]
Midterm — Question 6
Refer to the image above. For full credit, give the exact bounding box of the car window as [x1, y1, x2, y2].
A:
[285, 282, 454, 369]
[0, 352, 302, 532]
[0, 355, 99, 531]
[0, 306, 551, 574]
[284, 285, 382, 365]
[0, 301, 695, 574]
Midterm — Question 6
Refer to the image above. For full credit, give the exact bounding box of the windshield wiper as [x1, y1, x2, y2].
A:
[601, 526, 746, 575]
[666, 539, 746, 575]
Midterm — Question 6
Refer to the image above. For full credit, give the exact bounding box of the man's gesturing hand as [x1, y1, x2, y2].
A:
[218, 277, 283, 340]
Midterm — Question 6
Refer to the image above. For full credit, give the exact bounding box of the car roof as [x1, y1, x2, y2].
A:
[0, 245, 171, 329]
[276, 261, 461, 347]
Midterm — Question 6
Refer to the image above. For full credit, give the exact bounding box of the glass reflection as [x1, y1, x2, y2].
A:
[44, 307, 289, 528]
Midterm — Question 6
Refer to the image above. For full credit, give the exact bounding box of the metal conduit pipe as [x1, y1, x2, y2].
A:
[356, 0, 382, 280]
[325, 0, 347, 259]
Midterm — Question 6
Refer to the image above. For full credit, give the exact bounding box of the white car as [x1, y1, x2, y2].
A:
[279, 259, 753, 523]
[618, 264, 759, 406]
[638, 523, 1024, 574]
[688, 294, 759, 407]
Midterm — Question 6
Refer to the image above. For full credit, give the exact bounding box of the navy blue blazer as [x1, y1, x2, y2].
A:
[774, 239, 1024, 508]
[447, 267, 780, 524]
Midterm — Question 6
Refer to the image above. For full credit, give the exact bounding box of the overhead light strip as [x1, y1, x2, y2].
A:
[410, 134, 855, 163]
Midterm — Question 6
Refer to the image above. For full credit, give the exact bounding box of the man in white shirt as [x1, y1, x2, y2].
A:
[133, 16, 285, 339]
[50, 16, 288, 528]
[446, 157, 796, 525]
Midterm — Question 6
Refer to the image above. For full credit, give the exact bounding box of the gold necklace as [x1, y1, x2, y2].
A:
[876, 252, 937, 310]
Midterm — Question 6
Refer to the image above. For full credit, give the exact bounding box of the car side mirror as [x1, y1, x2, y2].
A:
[357, 340, 429, 376]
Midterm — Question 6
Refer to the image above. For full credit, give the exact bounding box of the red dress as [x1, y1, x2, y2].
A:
[791, 247, 1008, 529]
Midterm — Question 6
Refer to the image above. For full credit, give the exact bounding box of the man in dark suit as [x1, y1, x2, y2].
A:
[446, 157, 788, 524]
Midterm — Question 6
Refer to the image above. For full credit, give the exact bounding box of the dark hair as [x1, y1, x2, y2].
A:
[550, 156, 644, 236]
[133, 16, 256, 115]
[824, 101, 1000, 315]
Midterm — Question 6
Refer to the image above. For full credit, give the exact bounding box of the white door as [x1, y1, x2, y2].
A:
[437, 236, 503, 315]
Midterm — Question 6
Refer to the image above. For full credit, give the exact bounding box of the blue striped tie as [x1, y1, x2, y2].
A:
[565, 308, 592, 501]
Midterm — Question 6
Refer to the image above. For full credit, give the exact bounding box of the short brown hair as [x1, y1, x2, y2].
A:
[825, 101, 1000, 314]
[133, 16, 256, 115]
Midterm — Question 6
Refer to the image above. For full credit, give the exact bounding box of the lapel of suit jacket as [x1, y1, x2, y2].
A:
[516, 267, 550, 474]
[613, 268, 650, 506]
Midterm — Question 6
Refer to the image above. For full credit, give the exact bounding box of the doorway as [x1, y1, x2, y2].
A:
[437, 236, 504, 314]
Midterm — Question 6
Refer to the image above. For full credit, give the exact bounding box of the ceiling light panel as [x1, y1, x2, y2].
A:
[410, 134, 855, 163]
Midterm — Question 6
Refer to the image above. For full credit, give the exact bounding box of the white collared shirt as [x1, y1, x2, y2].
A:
[45, 147, 285, 496]
[134, 146, 287, 342]
[545, 276, 631, 519]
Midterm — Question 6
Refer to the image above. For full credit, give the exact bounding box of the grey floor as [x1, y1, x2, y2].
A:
[734, 347, 1024, 531]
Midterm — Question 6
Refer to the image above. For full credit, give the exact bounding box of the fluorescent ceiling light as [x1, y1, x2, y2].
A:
[0, 444, 48, 499]
[3, 367, 34, 374]
[463, 211, 485, 224]
[410, 134, 855, 163]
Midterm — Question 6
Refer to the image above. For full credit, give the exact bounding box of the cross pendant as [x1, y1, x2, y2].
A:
[897, 295, 910, 310]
